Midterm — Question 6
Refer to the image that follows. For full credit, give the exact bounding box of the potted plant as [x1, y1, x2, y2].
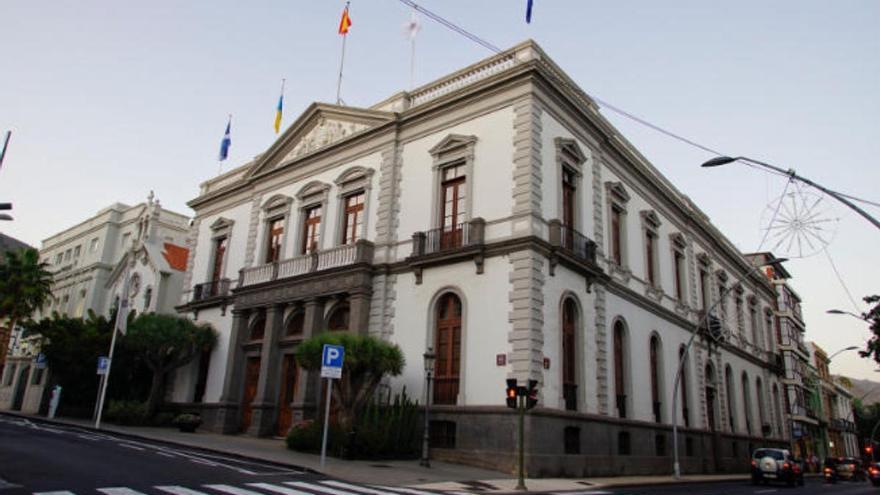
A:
[172, 413, 202, 433]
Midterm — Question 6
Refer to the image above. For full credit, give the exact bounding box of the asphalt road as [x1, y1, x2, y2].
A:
[586, 478, 880, 495]
[2, 415, 878, 495]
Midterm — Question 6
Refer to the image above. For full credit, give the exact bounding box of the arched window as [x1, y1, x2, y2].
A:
[756, 377, 767, 435]
[249, 314, 266, 341]
[143, 287, 153, 311]
[327, 303, 350, 331]
[562, 298, 578, 411]
[649, 335, 663, 423]
[286, 311, 305, 337]
[725, 366, 737, 432]
[678, 346, 690, 427]
[772, 383, 783, 437]
[434, 293, 462, 405]
[741, 372, 753, 435]
[613, 321, 628, 419]
[705, 362, 717, 431]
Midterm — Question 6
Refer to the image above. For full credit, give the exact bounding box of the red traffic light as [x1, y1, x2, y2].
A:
[506, 379, 518, 409]
[866, 446, 873, 454]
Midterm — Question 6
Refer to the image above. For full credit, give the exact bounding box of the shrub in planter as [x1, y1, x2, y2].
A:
[286, 419, 346, 455]
[105, 400, 148, 425]
[172, 413, 202, 432]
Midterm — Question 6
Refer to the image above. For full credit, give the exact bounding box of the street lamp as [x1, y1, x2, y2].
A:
[827, 309, 868, 321]
[420, 348, 436, 468]
[672, 257, 788, 479]
[701, 156, 880, 232]
[828, 346, 860, 361]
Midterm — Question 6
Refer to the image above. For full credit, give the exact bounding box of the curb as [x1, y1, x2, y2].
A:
[0, 411, 318, 476]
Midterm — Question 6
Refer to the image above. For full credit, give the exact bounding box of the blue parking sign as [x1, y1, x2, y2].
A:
[97, 356, 110, 375]
[321, 344, 345, 379]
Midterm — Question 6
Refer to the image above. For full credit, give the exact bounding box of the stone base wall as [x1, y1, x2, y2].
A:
[429, 406, 787, 477]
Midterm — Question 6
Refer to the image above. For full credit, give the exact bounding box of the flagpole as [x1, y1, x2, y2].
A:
[218, 113, 231, 175]
[95, 269, 130, 429]
[336, 2, 350, 105]
[410, 35, 416, 90]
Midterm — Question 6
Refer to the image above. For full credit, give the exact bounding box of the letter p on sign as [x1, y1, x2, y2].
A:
[321, 344, 345, 379]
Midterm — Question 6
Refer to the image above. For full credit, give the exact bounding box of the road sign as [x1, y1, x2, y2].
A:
[97, 356, 110, 375]
[34, 353, 48, 369]
[321, 344, 345, 379]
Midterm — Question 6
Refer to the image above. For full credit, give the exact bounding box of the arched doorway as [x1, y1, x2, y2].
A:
[434, 293, 462, 405]
[561, 298, 578, 411]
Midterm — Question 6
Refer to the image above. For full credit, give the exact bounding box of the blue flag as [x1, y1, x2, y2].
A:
[219, 117, 231, 161]
[526, 0, 534, 23]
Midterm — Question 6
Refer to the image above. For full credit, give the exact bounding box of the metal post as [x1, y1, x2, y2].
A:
[320, 378, 333, 468]
[516, 394, 527, 491]
[420, 370, 432, 467]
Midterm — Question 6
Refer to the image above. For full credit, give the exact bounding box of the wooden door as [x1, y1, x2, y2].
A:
[434, 293, 461, 405]
[440, 173, 465, 250]
[276, 354, 298, 437]
[240, 357, 261, 431]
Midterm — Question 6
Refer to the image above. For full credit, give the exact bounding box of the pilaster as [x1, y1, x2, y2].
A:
[243, 194, 264, 268]
[180, 218, 200, 304]
[507, 249, 545, 393]
[215, 309, 248, 433]
[510, 96, 543, 234]
[248, 304, 284, 436]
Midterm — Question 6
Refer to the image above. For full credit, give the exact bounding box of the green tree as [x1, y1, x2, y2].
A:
[295, 332, 404, 435]
[859, 295, 880, 363]
[0, 248, 53, 338]
[123, 313, 217, 417]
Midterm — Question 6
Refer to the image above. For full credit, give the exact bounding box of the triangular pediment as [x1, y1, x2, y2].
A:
[246, 103, 394, 179]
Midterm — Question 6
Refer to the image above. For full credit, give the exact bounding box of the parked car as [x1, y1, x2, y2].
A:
[868, 462, 880, 486]
[751, 448, 805, 487]
[824, 457, 866, 483]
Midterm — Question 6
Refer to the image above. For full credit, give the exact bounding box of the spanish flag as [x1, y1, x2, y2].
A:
[338, 3, 352, 35]
[274, 80, 285, 134]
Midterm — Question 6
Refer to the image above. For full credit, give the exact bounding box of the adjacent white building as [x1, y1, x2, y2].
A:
[176, 41, 788, 476]
[0, 193, 190, 414]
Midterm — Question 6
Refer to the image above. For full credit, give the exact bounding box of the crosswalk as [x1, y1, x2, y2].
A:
[34, 480, 455, 495]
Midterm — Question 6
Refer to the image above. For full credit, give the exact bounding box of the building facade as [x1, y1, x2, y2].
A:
[177, 41, 788, 476]
[0, 194, 190, 414]
[809, 342, 858, 458]
[37, 193, 189, 319]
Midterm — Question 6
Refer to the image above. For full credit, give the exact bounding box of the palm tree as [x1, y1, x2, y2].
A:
[0, 248, 54, 352]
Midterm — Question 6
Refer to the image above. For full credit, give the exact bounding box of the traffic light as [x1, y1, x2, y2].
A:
[526, 379, 538, 409]
[866, 445, 873, 455]
[506, 379, 518, 409]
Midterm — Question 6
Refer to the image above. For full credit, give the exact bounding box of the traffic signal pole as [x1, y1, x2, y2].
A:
[517, 393, 526, 491]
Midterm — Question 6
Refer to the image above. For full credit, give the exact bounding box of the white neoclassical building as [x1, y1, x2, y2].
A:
[175, 41, 789, 476]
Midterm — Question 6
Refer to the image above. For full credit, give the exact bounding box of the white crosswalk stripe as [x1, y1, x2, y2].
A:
[370, 487, 438, 495]
[204, 484, 270, 495]
[97, 488, 150, 495]
[156, 486, 214, 495]
[285, 481, 366, 495]
[247, 482, 313, 495]
[34, 491, 77, 495]
[319, 480, 400, 495]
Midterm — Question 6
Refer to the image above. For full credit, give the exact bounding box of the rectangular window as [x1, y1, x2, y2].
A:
[90, 238, 99, 252]
[265, 218, 284, 263]
[429, 420, 457, 449]
[301, 205, 322, 254]
[121, 233, 130, 248]
[64, 249, 72, 261]
[645, 231, 657, 285]
[655, 434, 666, 456]
[611, 207, 623, 265]
[618, 431, 631, 455]
[699, 268, 709, 310]
[685, 437, 695, 457]
[74, 245, 81, 258]
[564, 427, 581, 454]
[55, 253, 63, 265]
[342, 191, 365, 245]
[673, 251, 685, 300]
[211, 236, 228, 282]
[562, 168, 576, 230]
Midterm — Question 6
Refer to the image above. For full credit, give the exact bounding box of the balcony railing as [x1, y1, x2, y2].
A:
[239, 240, 374, 288]
[192, 278, 231, 302]
[411, 218, 485, 257]
[548, 220, 597, 264]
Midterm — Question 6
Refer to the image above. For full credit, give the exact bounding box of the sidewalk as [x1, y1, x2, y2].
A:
[4, 411, 751, 492]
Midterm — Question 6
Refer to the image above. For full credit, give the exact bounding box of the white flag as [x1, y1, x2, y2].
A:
[403, 11, 421, 40]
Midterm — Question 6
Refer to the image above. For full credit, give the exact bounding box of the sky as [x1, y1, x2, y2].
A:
[1, 1, 878, 379]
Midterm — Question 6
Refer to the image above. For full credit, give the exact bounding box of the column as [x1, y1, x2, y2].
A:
[214, 309, 248, 433]
[349, 291, 372, 335]
[292, 298, 324, 421]
[247, 304, 284, 437]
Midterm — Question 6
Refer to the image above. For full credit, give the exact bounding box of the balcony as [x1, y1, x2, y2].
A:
[239, 240, 374, 288]
[192, 278, 231, 302]
[547, 220, 604, 290]
[408, 219, 485, 284]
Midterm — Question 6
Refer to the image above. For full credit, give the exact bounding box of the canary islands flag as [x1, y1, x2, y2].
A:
[219, 117, 231, 161]
[274, 89, 284, 134]
[338, 3, 352, 35]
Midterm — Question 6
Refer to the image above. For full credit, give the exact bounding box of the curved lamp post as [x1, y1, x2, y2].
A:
[701, 156, 880, 232]
[420, 348, 436, 468]
[672, 257, 788, 478]
[827, 309, 868, 321]
[828, 346, 860, 361]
